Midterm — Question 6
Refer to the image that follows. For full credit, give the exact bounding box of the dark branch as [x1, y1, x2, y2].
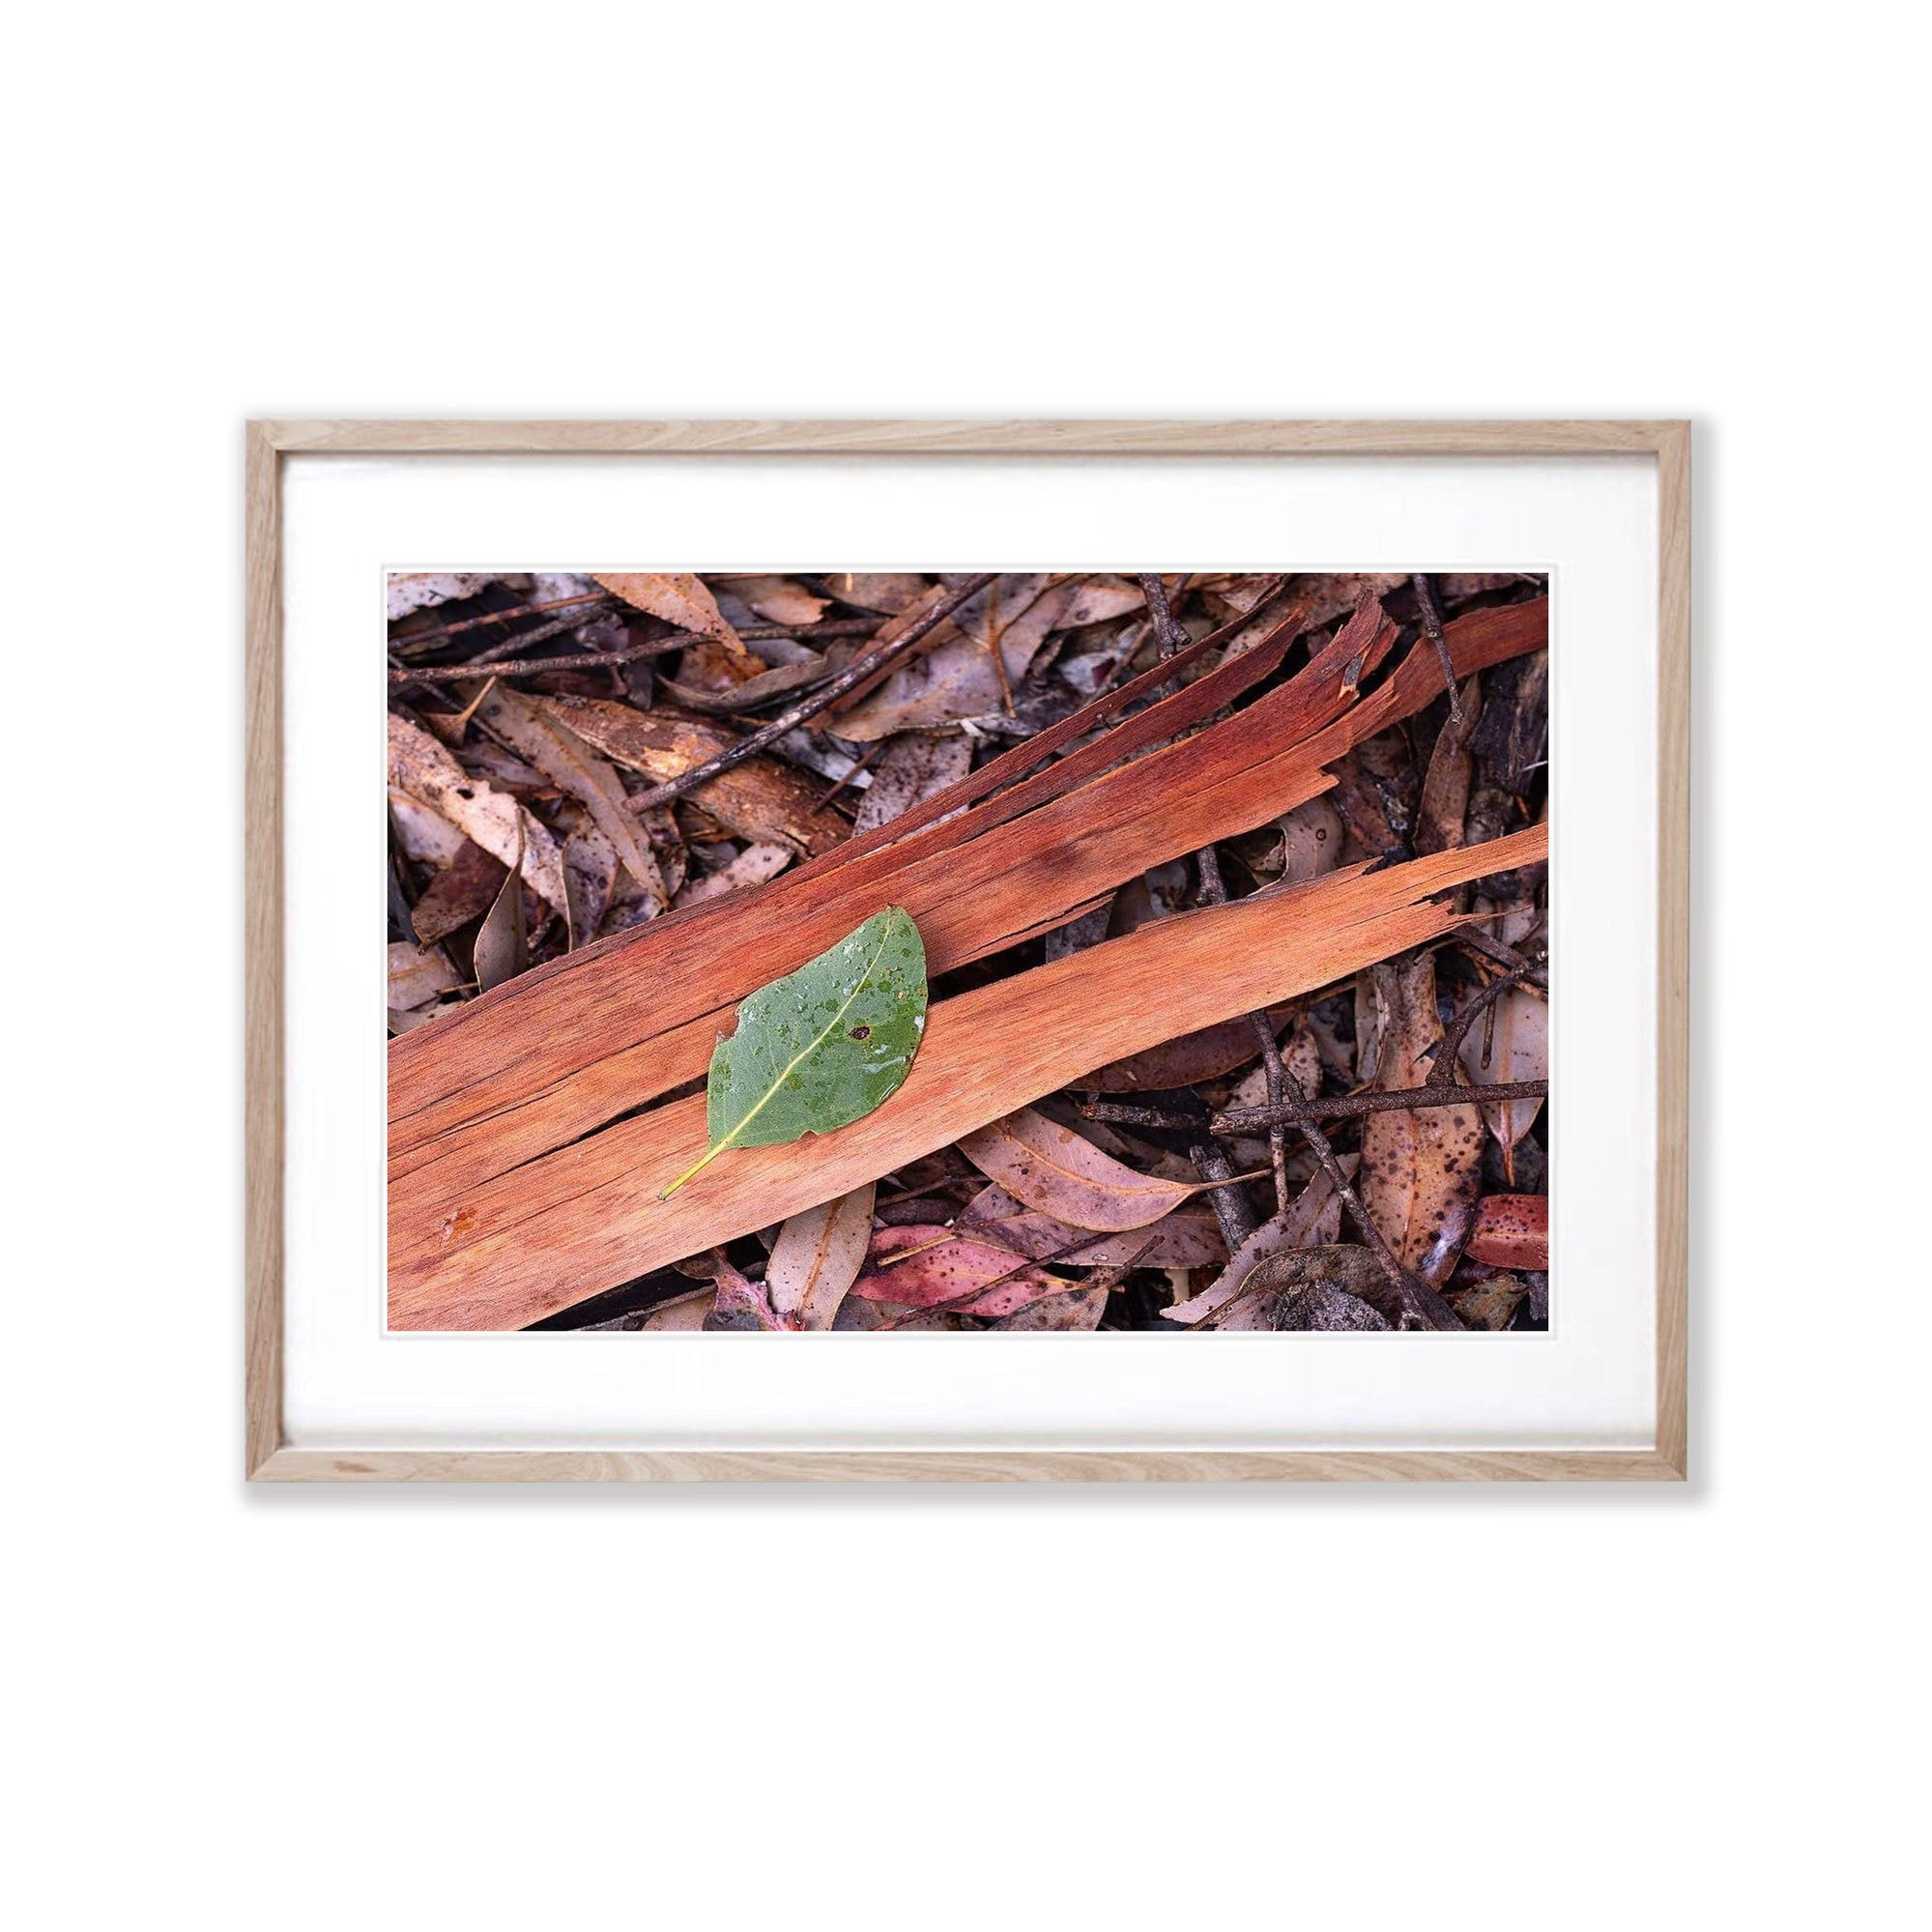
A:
[620, 575, 999, 814]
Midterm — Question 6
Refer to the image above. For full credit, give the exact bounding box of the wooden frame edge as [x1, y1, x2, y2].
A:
[252, 1446, 1685, 1484]
[245, 422, 284, 1479]
[254, 418, 1683, 457]
[1654, 422, 1691, 1480]
[244, 418, 1690, 1485]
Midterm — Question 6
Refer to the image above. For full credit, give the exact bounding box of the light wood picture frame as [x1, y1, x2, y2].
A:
[245, 418, 1689, 1483]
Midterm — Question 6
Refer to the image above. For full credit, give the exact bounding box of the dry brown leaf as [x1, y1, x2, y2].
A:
[388, 941, 459, 1009]
[1457, 983, 1548, 1172]
[824, 573, 931, 614]
[387, 572, 501, 620]
[1164, 1157, 1354, 1325]
[409, 841, 507, 946]
[764, 1183, 877, 1330]
[660, 655, 828, 714]
[673, 842, 793, 908]
[592, 571, 749, 659]
[721, 575, 830, 626]
[387, 713, 568, 913]
[837, 576, 1073, 738]
[635, 1286, 714, 1331]
[1359, 953, 1484, 1283]
[562, 825, 619, 947]
[1292, 572, 1407, 628]
[476, 686, 665, 907]
[1447, 1274, 1527, 1330]
[1274, 795, 1346, 884]
[1053, 575, 1146, 628]
[1226, 1014, 1322, 1110]
[852, 733, 972, 834]
[389, 793, 470, 867]
[540, 696, 848, 856]
[1216, 1246, 1395, 1331]
[957, 1106, 1196, 1231]
[471, 828, 530, 994]
[388, 1002, 451, 1037]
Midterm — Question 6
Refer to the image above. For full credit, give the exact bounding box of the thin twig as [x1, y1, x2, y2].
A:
[1261, 1072, 1461, 1331]
[1179, 844, 1441, 1313]
[620, 574, 998, 815]
[1427, 957, 1543, 1087]
[1138, 573, 1192, 656]
[390, 589, 614, 649]
[1191, 1139, 1260, 1252]
[982, 595, 1018, 714]
[1080, 1079, 1551, 1135]
[391, 615, 888, 685]
[1411, 574, 1465, 725]
[1455, 920, 1550, 985]
[390, 634, 687, 685]
[808, 738, 884, 809]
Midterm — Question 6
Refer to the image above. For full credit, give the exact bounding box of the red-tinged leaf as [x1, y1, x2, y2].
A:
[700, 1254, 788, 1330]
[1082, 1014, 1283, 1093]
[410, 840, 508, 946]
[765, 1183, 876, 1330]
[1415, 676, 1483, 854]
[849, 1225, 1071, 1318]
[956, 1184, 1226, 1267]
[994, 1284, 1110, 1331]
[1465, 1194, 1548, 1270]
[957, 1106, 1197, 1231]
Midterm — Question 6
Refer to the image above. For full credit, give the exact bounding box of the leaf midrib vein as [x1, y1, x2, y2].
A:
[712, 920, 898, 1158]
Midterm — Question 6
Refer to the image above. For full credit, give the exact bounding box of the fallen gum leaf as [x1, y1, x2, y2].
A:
[661, 907, 928, 1197]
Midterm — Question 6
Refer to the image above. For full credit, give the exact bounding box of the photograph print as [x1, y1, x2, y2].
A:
[386, 568, 1549, 1334]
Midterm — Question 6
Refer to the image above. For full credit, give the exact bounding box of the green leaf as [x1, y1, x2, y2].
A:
[660, 907, 928, 1197]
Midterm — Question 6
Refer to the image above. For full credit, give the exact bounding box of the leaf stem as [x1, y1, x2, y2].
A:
[659, 1145, 722, 1200]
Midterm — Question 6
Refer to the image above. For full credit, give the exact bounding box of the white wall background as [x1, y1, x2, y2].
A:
[9, 5, 1923, 1928]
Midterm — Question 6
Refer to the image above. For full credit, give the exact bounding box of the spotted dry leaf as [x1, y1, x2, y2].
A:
[1359, 953, 1484, 1283]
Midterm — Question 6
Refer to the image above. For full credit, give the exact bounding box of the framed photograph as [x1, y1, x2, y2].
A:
[246, 419, 1688, 1481]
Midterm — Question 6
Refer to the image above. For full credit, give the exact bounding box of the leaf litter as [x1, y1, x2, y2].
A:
[385, 569, 1550, 1330]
